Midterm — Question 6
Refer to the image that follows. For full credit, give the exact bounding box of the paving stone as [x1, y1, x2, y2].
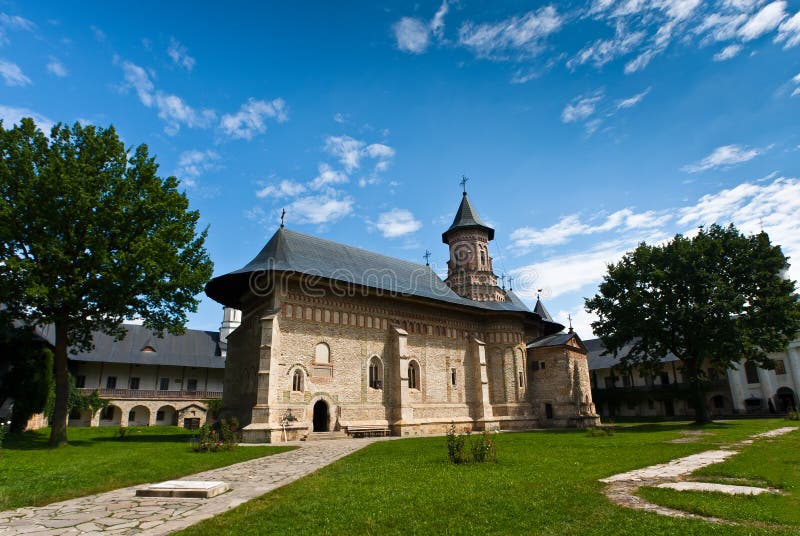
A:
[656, 482, 778, 495]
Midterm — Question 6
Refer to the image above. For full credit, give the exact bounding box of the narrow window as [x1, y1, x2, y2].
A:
[744, 361, 759, 384]
[451, 368, 457, 387]
[187, 378, 198, 392]
[369, 358, 382, 389]
[545, 403, 553, 419]
[75, 375, 86, 388]
[129, 377, 140, 390]
[540, 361, 546, 370]
[315, 343, 330, 364]
[480, 250, 486, 266]
[518, 371, 524, 387]
[292, 369, 304, 392]
[159, 377, 169, 391]
[408, 361, 420, 390]
[106, 376, 117, 389]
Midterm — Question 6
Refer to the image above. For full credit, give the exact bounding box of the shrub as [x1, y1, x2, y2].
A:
[586, 426, 614, 437]
[0, 420, 10, 448]
[115, 426, 128, 440]
[194, 418, 239, 452]
[447, 423, 496, 464]
[786, 410, 800, 421]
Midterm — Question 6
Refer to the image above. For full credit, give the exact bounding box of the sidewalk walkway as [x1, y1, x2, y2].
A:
[0, 438, 382, 535]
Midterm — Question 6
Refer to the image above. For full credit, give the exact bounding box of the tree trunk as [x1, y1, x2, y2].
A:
[684, 359, 711, 425]
[48, 321, 69, 447]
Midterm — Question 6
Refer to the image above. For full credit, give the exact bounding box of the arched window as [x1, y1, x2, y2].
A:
[292, 369, 304, 392]
[315, 343, 330, 364]
[408, 360, 420, 390]
[369, 357, 383, 389]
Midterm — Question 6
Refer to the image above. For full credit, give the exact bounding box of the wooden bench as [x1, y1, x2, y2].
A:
[346, 425, 391, 438]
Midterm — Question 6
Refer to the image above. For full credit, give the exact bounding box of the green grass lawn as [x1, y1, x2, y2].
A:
[179, 419, 798, 536]
[639, 427, 800, 526]
[0, 426, 293, 510]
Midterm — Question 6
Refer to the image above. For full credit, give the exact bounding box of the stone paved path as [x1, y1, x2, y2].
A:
[0, 438, 383, 535]
[599, 426, 797, 524]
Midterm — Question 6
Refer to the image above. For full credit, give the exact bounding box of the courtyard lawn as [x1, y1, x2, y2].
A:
[0, 426, 293, 510]
[639, 426, 800, 526]
[180, 419, 798, 536]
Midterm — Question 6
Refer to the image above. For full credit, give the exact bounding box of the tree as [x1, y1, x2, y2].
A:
[0, 325, 54, 433]
[0, 119, 214, 446]
[585, 224, 800, 423]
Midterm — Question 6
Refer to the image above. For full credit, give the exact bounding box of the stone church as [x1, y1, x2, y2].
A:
[205, 192, 599, 442]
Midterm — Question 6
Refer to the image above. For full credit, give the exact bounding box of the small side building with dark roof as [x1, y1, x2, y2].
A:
[206, 191, 599, 442]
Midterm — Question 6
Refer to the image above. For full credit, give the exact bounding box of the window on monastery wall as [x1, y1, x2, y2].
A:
[292, 369, 304, 392]
[775, 359, 786, 375]
[315, 343, 330, 364]
[745, 361, 759, 384]
[187, 378, 198, 392]
[451, 368, 457, 387]
[518, 371, 524, 387]
[622, 375, 632, 388]
[369, 357, 383, 389]
[106, 376, 117, 389]
[286, 304, 293, 318]
[295, 306, 303, 319]
[159, 377, 169, 391]
[545, 403, 553, 419]
[408, 361, 420, 390]
[129, 377, 140, 390]
[659, 372, 670, 385]
[604, 376, 615, 389]
[75, 375, 86, 388]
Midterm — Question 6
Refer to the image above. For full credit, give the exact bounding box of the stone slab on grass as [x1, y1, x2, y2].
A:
[135, 481, 229, 499]
[656, 482, 778, 495]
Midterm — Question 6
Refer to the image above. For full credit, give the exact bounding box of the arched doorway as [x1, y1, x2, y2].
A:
[777, 387, 797, 412]
[313, 400, 329, 432]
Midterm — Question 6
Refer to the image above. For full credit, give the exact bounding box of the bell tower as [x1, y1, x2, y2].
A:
[442, 188, 505, 302]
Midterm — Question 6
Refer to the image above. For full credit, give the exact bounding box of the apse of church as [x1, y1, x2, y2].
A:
[205, 190, 599, 443]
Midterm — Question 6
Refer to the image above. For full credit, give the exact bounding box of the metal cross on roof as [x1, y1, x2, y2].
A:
[499, 274, 506, 290]
[460, 175, 469, 193]
[508, 276, 514, 291]
[280, 208, 286, 228]
[423, 249, 432, 266]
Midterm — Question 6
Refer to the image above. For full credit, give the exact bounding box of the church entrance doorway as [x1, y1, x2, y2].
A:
[313, 400, 329, 432]
[777, 387, 797, 413]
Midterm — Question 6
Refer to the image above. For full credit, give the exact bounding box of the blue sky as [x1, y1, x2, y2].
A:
[2, 1, 800, 338]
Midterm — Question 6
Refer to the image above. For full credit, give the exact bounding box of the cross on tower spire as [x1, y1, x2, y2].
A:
[460, 175, 469, 194]
[423, 249, 432, 266]
[280, 208, 286, 228]
[568, 313, 573, 333]
[507, 276, 514, 291]
[499, 273, 506, 290]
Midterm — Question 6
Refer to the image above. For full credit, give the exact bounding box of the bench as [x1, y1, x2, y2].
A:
[346, 425, 391, 438]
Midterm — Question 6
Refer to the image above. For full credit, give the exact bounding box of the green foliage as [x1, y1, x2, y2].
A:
[0, 118, 214, 446]
[0, 420, 9, 448]
[0, 325, 53, 433]
[446, 423, 496, 464]
[203, 398, 223, 421]
[586, 224, 800, 423]
[115, 426, 128, 440]
[0, 426, 293, 509]
[586, 426, 614, 437]
[786, 410, 800, 421]
[194, 418, 239, 452]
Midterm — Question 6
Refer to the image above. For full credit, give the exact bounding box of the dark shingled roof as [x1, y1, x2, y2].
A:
[527, 331, 585, 351]
[35, 324, 225, 368]
[584, 338, 679, 370]
[441, 193, 495, 242]
[533, 298, 554, 322]
[205, 228, 563, 331]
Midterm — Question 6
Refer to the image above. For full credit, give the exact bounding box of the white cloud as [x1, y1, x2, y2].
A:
[510, 209, 671, 251]
[255, 179, 306, 199]
[775, 10, 800, 47]
[46, 58, 68, 77]
[713, 43, 743, 60]
[458, 6, 563, 60]
[738, 0, 787, 41]
[568, 24, 646, 69]
[0, 13, 35, 45]
[333, 112, 347, 124]
[561, 92, 603, 123]
[375, 208, 422, 238]
[175, 149, 220, 187]
[309, 162, 349, 189]
[323, 135, 395, 174]
[393, 17, 430, 54]
[219, 97, 287, 140]
[616, 87, 651, 108]
[393, 1, 449, 54]
[682, 144, 767, 172]
[90, 25, 106, 42]
[0, 59, 30, 86]
[121, 60, 214, 135]
[0, 104, 53, 132]
[792, 72, 800, 96]
[167, 38, 196, 71]
[286, 193, 354, 225]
